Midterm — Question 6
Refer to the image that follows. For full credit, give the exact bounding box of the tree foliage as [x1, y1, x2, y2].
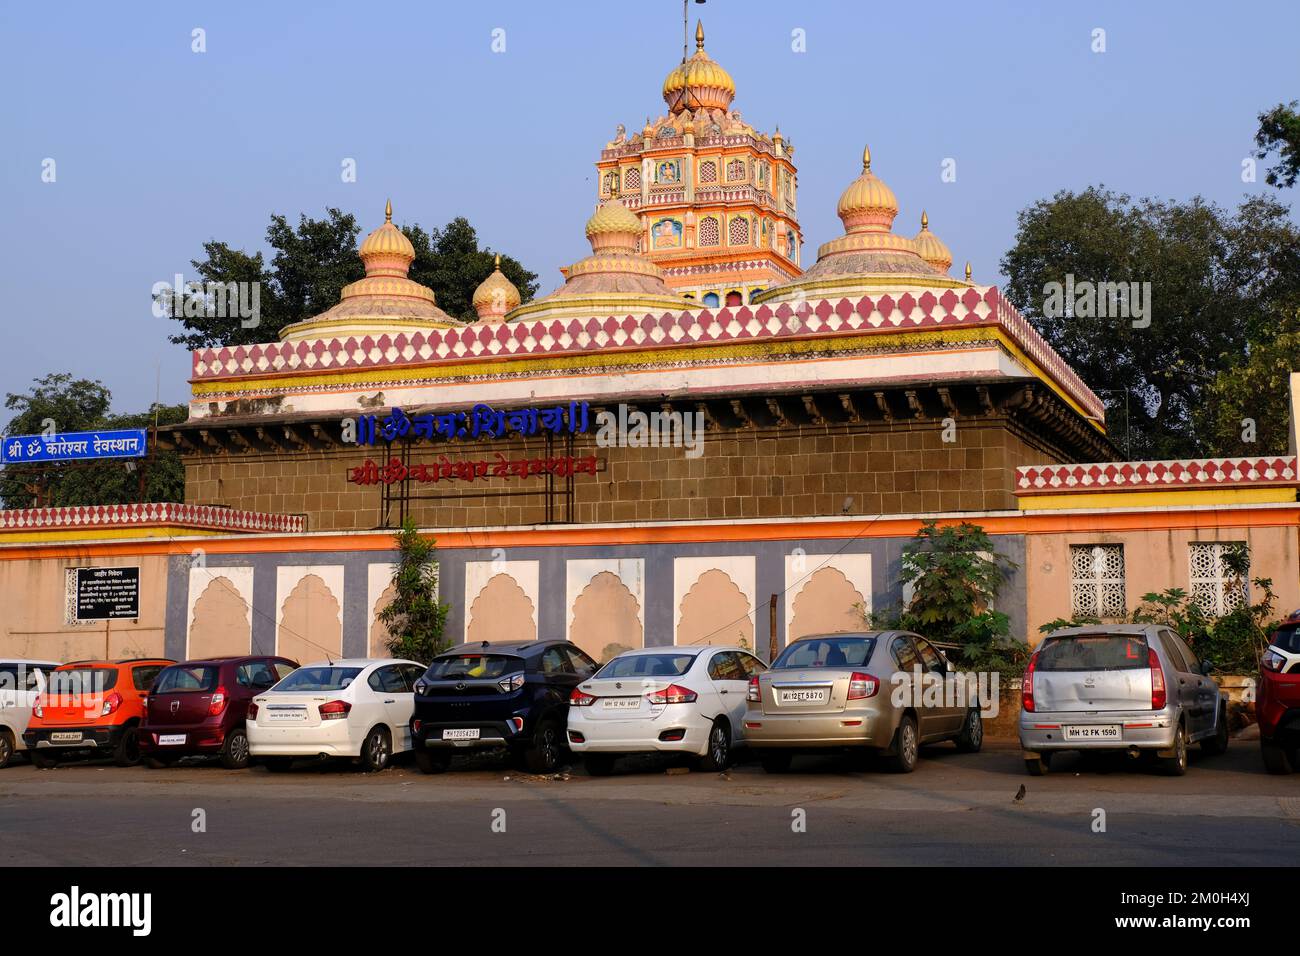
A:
[379, 518, 451, 664]
[1256, 99, 1300, 189]
[1001, 188, 1300, 459]
[166, 210, 539, 349]
[1, 373, 186, 508]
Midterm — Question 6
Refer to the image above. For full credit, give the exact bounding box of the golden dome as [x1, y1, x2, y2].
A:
[663, 21, 735, 114]
[585, 198, 642, 244]
[472, 254, 522, 321]
[358, 199, 416, 267]
[912, 211, 953, 274]
[836, 146, 899, 232]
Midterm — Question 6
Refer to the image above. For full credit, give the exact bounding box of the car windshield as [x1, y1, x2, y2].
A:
[1036, 634, 1149, 671]
[425, 654, 520, 680]
[153, 665, 219, 693]
[1271, 624, 1300, 655]
[47, 668, 118, 695]
[596, 653, 696, 679]
[775, 637, 876, 668]
[271, 667, 362, 692]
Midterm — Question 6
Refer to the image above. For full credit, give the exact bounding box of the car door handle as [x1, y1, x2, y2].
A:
[719, 689, 729, 695]
[384, 699, 395, 704]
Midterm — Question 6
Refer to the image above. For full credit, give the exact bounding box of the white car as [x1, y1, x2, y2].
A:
[566, 645, 767, 775]
[0, 660, 58, 769]
[246, 658, 425, 772]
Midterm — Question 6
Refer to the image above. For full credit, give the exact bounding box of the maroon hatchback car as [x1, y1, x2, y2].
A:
[140, 656, 297, 769]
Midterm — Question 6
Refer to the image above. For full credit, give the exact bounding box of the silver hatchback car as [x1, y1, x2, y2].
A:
[1020, 624, 1229, 776]
[742, 631, 984, 773]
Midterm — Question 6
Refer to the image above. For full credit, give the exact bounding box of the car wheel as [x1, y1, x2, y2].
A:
[583, 754, 617, 777]
[954, 708, 984, 753]
[524, 719, 564, 774]
[759, 750, 793, 774]
[884, 714, 919, 773]
[360, 726, 392, 772]
[414, 748, 452, 775]
[219, 728, 251, 770]
[261, 756, 294, 773]
[0, 730, 13, 770]
[1261, 738, 1297, 774]
[694, 719, 732, 772]
[1200, 709, 1229, 756]
[31, 750, 59, 769]
[112, 727, 141, 767]
[1158, 724, 1189, 776]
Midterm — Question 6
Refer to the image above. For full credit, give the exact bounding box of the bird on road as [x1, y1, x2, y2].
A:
[1014, 784, 1027, 802]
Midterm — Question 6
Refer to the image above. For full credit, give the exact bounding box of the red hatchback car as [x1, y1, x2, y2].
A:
[1259, 611, 1300, 774]
[140, 656, 297, 769]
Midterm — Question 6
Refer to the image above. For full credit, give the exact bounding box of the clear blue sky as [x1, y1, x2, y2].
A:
[1, 0, 1296, 413]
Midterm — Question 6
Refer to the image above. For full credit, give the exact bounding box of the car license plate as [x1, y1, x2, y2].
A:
[266, 706, 306, 722]
[1063, 724, 1121, 741]
[602, 698, 640, 711]
[159, 734, 186, 746]
[442, 728, 480, 741]
[779, 688, 827, 705]
[50, 732, 82, 744]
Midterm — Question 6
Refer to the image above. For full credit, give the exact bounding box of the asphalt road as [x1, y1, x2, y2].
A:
[2, 737, 1298, 866]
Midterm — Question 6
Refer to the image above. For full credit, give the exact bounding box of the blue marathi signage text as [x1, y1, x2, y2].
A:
[357, 402, 590, 445]
[2, 429, 148, 464]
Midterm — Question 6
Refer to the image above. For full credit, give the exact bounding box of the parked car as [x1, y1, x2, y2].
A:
[246, 658, 424, 772]
[742, 631, 983, 773]
[567, 645, 767, 775]
[1258, 610, 1300, 774]
[1020, 624, 1229, 776]
[0, 659, 59, 769]
[410, 640, 598, 774]
[139, 656, 298, 769]
[23, 658, 174, 767]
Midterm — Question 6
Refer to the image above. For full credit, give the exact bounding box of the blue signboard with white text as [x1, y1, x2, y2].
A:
[1, 429, 148, 464]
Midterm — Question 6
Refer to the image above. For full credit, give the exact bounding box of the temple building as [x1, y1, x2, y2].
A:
[0, 21, 1295, 668]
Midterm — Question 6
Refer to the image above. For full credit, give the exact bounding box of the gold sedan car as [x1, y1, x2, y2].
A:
[742, 631, 984, 773]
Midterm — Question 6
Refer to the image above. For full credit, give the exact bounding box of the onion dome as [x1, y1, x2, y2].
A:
[585, 198, 642, 254]
[912, 211, 953, 274]
[472, 254, 522, 322]
[836, 146, 899, 232]
[663, 21, 735, 114]
[279, 200, 459, 341]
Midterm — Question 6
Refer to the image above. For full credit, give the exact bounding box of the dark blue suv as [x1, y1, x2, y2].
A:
[410, 640, 598, 774]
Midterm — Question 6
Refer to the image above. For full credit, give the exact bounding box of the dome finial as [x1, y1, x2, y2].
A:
[494, 253, 501, 269]
[921, 210, 929, 230]
[385, 198, 392, 223]
[696, 19, 705, 51]
[862, 145, 871, 172]
[965, 261, 973, 281]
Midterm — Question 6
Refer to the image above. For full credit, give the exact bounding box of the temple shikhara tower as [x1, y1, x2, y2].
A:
[594, 21, 802, 306]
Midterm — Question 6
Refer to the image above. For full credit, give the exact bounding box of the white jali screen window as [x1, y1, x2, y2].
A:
[1070, 544, 1126, 618]
[1189, 542, 1248, 617]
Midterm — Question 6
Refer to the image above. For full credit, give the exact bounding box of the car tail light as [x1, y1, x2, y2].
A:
[1022, 655, 1037, 713]
[318, 700, 351, 721]
[413, 681, 429, 696]
[1263, 649, 1285, 672]
[746, 676, 760, 702]
[646, 684, 697, 705]
[411, 719, 422, 734]
[569, 688, 597, 707]
[1149, 648, 1166, 710]
[498, 673, 525, 693]
[33, 695, 44, 718]
[508, 716, 525, 733]
[101, 692, 123, 717]
[247, 702, 259, 720]
[208, 686, 228, 716]
[847, 672, 879, 700]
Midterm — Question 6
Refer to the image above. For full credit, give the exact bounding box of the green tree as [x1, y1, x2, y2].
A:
[1, 373, 186, 508]
[379, 518, 450, 664]
[1001, 189, 1300, 459]
[1255, 100, 1300, 189]
[167, 210, 539, 348]
[1200, 306, 1300, 454]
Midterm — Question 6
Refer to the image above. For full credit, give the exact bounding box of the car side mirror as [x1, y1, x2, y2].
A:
[1199, 659, 1214, 676]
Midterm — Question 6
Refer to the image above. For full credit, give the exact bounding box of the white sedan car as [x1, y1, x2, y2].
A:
[246, 658, 425, 772]
[0, 660, 58, 769]
[566, 645, 767, 775]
